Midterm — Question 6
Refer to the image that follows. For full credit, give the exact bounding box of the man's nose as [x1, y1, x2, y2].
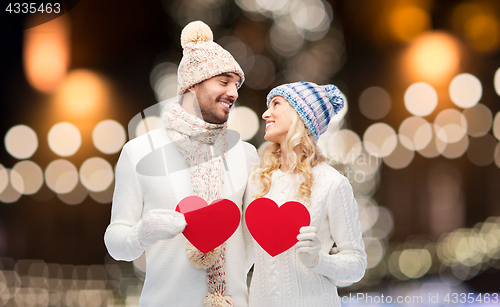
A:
[227, 83, 238, 100]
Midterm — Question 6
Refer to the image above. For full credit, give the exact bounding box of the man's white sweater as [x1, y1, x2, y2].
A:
[105, 127, 258, 307]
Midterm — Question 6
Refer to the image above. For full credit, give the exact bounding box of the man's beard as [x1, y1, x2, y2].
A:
[199, 94, 231, 124]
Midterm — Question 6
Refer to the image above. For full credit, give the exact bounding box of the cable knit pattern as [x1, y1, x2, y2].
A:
[244, 163, 367, 307]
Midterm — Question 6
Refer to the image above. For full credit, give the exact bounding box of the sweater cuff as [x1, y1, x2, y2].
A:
[309, 250, 332, 276]
[129, 220, 148, 251]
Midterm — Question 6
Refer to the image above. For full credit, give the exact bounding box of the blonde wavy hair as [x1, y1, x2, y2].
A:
[252, 100, 328, 202]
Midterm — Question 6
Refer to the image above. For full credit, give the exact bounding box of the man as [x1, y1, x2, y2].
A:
[104, 21, 258, 307]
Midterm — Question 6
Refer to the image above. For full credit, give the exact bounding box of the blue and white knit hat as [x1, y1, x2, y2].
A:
[266, 82, 345, 139]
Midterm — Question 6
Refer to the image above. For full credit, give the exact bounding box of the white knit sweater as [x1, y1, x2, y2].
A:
[244, 163, 367, 307]
[104, 127, 258, 307]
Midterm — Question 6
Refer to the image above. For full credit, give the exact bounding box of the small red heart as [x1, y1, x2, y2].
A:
[245, 198, 310, 257]
[176, 196, 240, 254]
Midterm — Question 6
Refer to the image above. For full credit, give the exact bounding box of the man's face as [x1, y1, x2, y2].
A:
[190, 72, 241, 124]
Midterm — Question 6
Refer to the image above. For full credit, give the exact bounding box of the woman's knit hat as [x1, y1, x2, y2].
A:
[177, 21, 245, 94]
[266, 82, 345, 139]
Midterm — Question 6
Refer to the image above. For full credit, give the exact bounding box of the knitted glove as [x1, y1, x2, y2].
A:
[138, 209, 186, 247]
[296, 226, 321, 268]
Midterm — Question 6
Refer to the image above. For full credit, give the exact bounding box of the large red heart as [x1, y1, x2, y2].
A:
[245, 198, 310, 257]
[176, 196, 240, 254]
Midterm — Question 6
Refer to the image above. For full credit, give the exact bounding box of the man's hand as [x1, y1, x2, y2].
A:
[138, 209, 186, 247]
[296, 226, 321, 268]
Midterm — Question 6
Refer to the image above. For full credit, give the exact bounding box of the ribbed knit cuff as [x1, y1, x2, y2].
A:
[129, 220, 148, 251]
[309, 250, 332, 276]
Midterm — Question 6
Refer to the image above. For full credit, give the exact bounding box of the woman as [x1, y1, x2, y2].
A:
[244, 82, 367, 307]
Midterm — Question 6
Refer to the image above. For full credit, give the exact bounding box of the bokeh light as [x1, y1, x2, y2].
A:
[323, 129, 362, 164]
[48, 122, 82, 157]
[405, 32, 461, 84]
[57, 181, 88, 205]
[417, 128, 445, 158]
[371, 206, 394, 239]
[434, 109, 467, 144]
[88, 181, 114, 204]
[23, 16, 70, 93]
[495, 143, 500, 168]
[151, 62, 178, 102]
[227, 106, 259, 141]
[54, 70, 109, 118]
[347, 149, 381, 180]
[0, 164, 9, 194]
[0, 169, 22, 203]
[363, 123, 397, 158]
[462, 103, 492, 137]
[464, 13, 500, 52]
[404, 82, 438, 117]
[441, 134, 469, 159]
[399, 249, 432, 279]
[243, 55, 275, 90]
[10, 161, 43, 195]
[219, 36, 254, 70]
[383, 139, 414, 169]
[494, 68, 500, 96]
[493, 112, 500, 141]
[467, 134, 497, 166]
[269, 18, 305, 56]
[398, 116, 432, 151]
[290, 0, 331, 34]
[364, 237, 384, 269]
[358, 87, 392, 120]
[150, 62, 178, 102]
[44, 159, 78, 194]
[92, 120, 126, 154]
[4, 125, 38, 160]
[79, 157, 114, 193]
[357, 198, 379, 233]
[135, 116, 162, 137]
[449, 73, 482, 109]
[388, 5, 431, 42]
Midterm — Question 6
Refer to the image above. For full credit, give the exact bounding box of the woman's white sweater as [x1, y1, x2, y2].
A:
[244, 163, 367, 307]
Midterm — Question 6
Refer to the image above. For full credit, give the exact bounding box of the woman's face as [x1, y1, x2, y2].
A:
[262, 96, 293, 145]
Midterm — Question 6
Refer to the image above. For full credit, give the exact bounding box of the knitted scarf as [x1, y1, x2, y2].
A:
[162, 102, 234, 307]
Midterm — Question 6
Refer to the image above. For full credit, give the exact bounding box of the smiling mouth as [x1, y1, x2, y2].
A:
[266, 122, 274, 129]
[219, 101, 232, 111]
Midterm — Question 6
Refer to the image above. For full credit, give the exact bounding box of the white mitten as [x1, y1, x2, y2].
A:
[138, 209, 186, 247]
[296, 226, 321, 268]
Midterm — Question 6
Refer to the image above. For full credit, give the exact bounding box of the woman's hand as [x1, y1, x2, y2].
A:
[295, 226, 321, 268]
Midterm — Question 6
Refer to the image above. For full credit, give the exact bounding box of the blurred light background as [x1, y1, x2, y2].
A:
[1, 0, 500, 306]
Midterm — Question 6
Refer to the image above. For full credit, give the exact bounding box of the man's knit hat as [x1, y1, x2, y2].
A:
[177, 21, 245, 94]
[266, 82, 345, 139]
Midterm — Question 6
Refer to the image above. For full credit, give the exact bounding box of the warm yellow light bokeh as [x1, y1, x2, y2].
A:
[389, 5, 431, 42]
[227, 106, 260, 141]
[47, 122, 82, 157]
[54, 70, 109, 118]
[464, 14, 500, 52]
[23, 16, 70, 93]
[404, 32, 461, 84]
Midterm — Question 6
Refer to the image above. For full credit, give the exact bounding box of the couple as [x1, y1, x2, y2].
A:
[104, 21, 367, 307]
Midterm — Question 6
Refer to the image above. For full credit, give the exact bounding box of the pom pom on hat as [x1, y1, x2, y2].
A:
[266, 82, 345, 139]
[177, 20, 245, 94]
[181, 21, 214, 48]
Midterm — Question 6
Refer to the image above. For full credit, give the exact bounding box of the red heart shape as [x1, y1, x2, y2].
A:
[176, 196, 240, 254]
[245, 198, 310, 257]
